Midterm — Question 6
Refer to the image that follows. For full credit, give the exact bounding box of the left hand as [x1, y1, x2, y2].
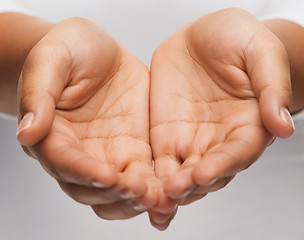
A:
[149, 8, 294, 230]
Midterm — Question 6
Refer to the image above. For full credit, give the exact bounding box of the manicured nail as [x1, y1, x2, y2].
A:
[17, 113, 34, 137]
[92, 181, 107, 188]
[280, 108, 295, 130]
[132, 200, 149, 212]
[119, 188, 137, 199]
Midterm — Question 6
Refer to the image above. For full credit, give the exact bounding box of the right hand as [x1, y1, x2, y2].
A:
[16, 18, 159, 220]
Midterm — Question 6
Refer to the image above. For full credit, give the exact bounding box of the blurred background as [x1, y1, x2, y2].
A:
[1, 0, 304, 239]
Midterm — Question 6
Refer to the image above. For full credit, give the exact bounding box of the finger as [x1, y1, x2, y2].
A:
[122, 160, 161, 210]
[17, 42, 71, 146]
[149, 208, 178, 231]
[154, 155, 181, 183]
[194, 175, 235, 194]
[60, 153, 160, 209]
[178, 176, 234, 206]
[36, 131, 117, 188]
[58, 181, 121, 205]
[151, 188, 178, 215]
[58, 172, 149, 206]
[149, 210, 175, 225]
[244, 33, 294, 138]
[153, 155, 182, 201]
[163, 155, 200, 199]
[91, 199, 150, 220]
[193, 126, 269, 186]
[178, 193, 208, 206]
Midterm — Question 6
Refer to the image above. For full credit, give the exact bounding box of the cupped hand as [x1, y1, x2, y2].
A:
[149, 8, 294, 229]
[17, 18, 160, 220]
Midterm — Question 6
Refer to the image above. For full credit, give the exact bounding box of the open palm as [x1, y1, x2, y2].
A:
[17, 10, 293, 230]
[148, 9, 292, 228]
[18, 18, 158, 220]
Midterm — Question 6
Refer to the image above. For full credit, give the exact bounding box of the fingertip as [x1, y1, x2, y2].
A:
[116, 173, 148, 201]
[163, 168, 195, 199]
[90, 163, 118, 188]
[126, 180, 159, 214]
[153, 191, 177, 214]
[150, 219, 170, 231]
[16, 112, 35, 145]
[149, 208, 178, 231]
[279, 107, 295, 137]
[149, 213, 171, 231]
[17, 95, 56, 146]
[258, 87, 294, 138]
[139, 186, 159, 209]
[261, 106, 294, 139]
[192, 161, 219, 186]
[17, 113, 54, 147]
[70, 158, 118, 188]
[164, 180, 192, 200]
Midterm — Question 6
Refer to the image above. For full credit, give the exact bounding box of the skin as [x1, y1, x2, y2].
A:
[149, 8, 295, 229]
[17, 17, 160, 220]
[263, 19, 304, 113]
[0, 13, 53, 115]
[0, 8, 303, 230]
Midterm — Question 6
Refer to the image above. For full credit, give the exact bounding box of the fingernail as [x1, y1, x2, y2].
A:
[280, 108, 295, 130]
[179, 197, 187, 205]
[205, 177, 219, 186]
[179, 187, 195, 199]
[92, 181, 107, 188]
[132, 200, 149, 212]
[267, 136, 276, 146]
[119, 188, 137, 199]
[17, 113, 34, 136]
[172, 203, 178, 212]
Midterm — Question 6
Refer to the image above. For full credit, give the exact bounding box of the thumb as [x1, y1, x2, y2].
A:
[17, 43, 71, 146]
[245, 33, 294, 138]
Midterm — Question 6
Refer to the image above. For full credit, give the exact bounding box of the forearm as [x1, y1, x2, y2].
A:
[263, 19, 304, 113]
[0, 12, 54, 115]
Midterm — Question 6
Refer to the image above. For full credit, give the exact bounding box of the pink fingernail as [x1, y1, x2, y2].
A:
[92, 181, 107, 188]
[179, 187, 195, 199]
[132, 200, 149, 212]
[205, 177, 218, 186]
[280, 107, 295, 130]
[17, 113, 34, 137]
[119, 188, 137, 199]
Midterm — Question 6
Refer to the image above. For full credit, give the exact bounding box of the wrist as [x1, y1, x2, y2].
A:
[0, 12, 54, 75]
[0, 12, 54, 115]
[263, 19, 304, 113]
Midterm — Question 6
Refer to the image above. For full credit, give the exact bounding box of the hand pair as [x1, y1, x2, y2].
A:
[16, 8, 294, 230]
